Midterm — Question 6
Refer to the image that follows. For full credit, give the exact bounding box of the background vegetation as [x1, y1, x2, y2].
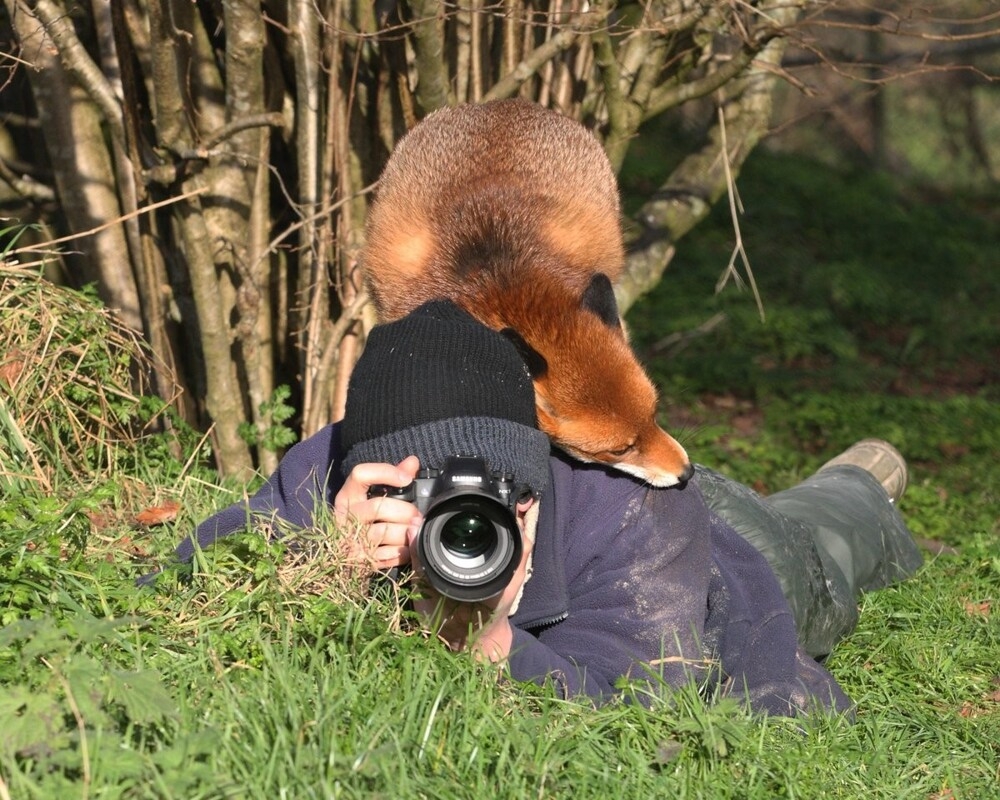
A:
[2, 139, 998, 796]
[2, 0, 995, 475]
[2, 1, 998, 798]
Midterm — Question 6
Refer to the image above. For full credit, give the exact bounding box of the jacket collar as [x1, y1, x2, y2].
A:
[509, 459, 570, 629]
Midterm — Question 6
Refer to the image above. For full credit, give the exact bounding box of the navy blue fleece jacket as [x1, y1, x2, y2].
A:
[169, 423, 851, 716]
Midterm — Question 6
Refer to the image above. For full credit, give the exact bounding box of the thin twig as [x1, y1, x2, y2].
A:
[199, 112, 286, 154]
[649, 312, 728, 357]
[0, 155, 55, 202]
[314, 286, 370, 412]
[176, 423, 218, 485]
[714, 104, 764, 322]
[482, 11, 595, 102]
[644, 41, 770, 121]
[15, 186, 209, 253]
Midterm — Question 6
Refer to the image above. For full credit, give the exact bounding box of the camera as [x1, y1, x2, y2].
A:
[367, 455, 525, 602]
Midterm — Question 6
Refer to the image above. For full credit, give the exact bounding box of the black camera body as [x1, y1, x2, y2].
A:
[368, 455, 524, 602]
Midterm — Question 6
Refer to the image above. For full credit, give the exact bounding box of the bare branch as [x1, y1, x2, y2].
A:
[15, 186, 209, 253]
[714, 104, 764, 321]
[408, 0, 453, 113]
[804, 11, 1000, 43]
[0, 155, 55, 202]
[644, 38, 772, 121]
[482, 11, 596, 102]
[136, 113, 286, 185]
[592, 20, 627, 126]
[32, 0, 127, 150]
[618, 1, 803, 312]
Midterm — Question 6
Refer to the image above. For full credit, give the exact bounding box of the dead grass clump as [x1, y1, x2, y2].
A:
[276, 524, 379, 593]
[276, 524, 411, 630]
[0, 265, 158, 493]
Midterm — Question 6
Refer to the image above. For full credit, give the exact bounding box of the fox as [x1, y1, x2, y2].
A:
[361, 99, 693, 488]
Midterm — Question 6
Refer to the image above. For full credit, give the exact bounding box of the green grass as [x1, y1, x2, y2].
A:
[2, 152, 1000, 798]
[2, 513, 998, 798]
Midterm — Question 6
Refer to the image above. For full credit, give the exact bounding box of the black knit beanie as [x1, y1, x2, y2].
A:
[340, 300, 550, 494]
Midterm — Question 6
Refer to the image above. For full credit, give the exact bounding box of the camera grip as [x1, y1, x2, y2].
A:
[367, 482, 414, 500]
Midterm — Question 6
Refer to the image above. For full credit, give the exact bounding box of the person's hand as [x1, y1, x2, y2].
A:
[334, 455, 421, 570]
[408, 498, 535, 662]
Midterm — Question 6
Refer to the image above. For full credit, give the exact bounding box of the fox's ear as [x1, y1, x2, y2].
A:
[500, 327, 548, 379]
[580, 273, 621, 329]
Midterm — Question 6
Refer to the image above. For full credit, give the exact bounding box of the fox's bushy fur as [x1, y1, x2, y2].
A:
[362, 99, 692, 487]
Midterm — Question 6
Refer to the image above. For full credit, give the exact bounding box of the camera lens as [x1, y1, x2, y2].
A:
[439, 513, 494, 561]
[417, 492, 522, 602]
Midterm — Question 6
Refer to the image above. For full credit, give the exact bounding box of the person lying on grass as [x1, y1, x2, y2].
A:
[148, 300, 922, 717]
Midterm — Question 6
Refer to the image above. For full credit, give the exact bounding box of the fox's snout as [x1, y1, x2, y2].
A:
[615, 426, 694, 488]
[574, 425, 693, 488]
[535, 379, 693, 488]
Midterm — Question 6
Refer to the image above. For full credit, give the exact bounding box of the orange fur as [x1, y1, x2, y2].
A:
[362, 99, 692, 487]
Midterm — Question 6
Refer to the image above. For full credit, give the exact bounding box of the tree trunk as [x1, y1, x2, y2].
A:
[145, 0, 254, 477]
[6, 0, 140, 329]
[618, 2, 802, 312]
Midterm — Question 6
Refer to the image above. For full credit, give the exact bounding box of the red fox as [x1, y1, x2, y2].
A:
[361, 99, 693, 487]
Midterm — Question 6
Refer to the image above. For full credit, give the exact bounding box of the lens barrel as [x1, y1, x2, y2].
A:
[416, 487, 522, 602]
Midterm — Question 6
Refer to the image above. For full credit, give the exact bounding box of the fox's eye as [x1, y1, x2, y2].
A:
[606, 444, 634, 457]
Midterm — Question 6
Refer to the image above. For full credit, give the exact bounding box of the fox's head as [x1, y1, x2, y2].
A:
[498, 274, 693, 488]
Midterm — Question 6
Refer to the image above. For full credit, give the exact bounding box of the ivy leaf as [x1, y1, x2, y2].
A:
[105, 668, 178, 725]
[0, 685, 68, 756]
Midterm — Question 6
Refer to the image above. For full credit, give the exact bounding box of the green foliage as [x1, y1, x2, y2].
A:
[628, 151, 1000, 399]
[238, 384, 299, 453]
[0, 493, 90, 625]
[0, 615, 178, 796]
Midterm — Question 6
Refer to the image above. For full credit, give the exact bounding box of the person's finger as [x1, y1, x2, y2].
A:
[361, 503, 423, 539]
[334, 456, 420, 525]
[372, 544, 410, 568]
[406, 525, 426, 576]
[361, 512, 422, 549]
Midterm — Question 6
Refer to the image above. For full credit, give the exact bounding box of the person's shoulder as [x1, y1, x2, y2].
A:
[549, 449, 638, 498]
[282, 422, 342, 464]
[548, 448, 709, 522]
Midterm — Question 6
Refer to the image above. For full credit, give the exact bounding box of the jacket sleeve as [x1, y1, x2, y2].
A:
[507, 468, 716, 702]
[704, 513, 854, 716]
[172, 425, 344, 563]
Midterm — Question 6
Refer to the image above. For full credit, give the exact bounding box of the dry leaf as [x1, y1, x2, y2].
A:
[962, 599, 991, 617]
[135, 500, 181, 527]
[938, 442, 969, 460]
[116, 534, 151, 559]
[86, 508, 116, 532]
[0, 356, 25, 387]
